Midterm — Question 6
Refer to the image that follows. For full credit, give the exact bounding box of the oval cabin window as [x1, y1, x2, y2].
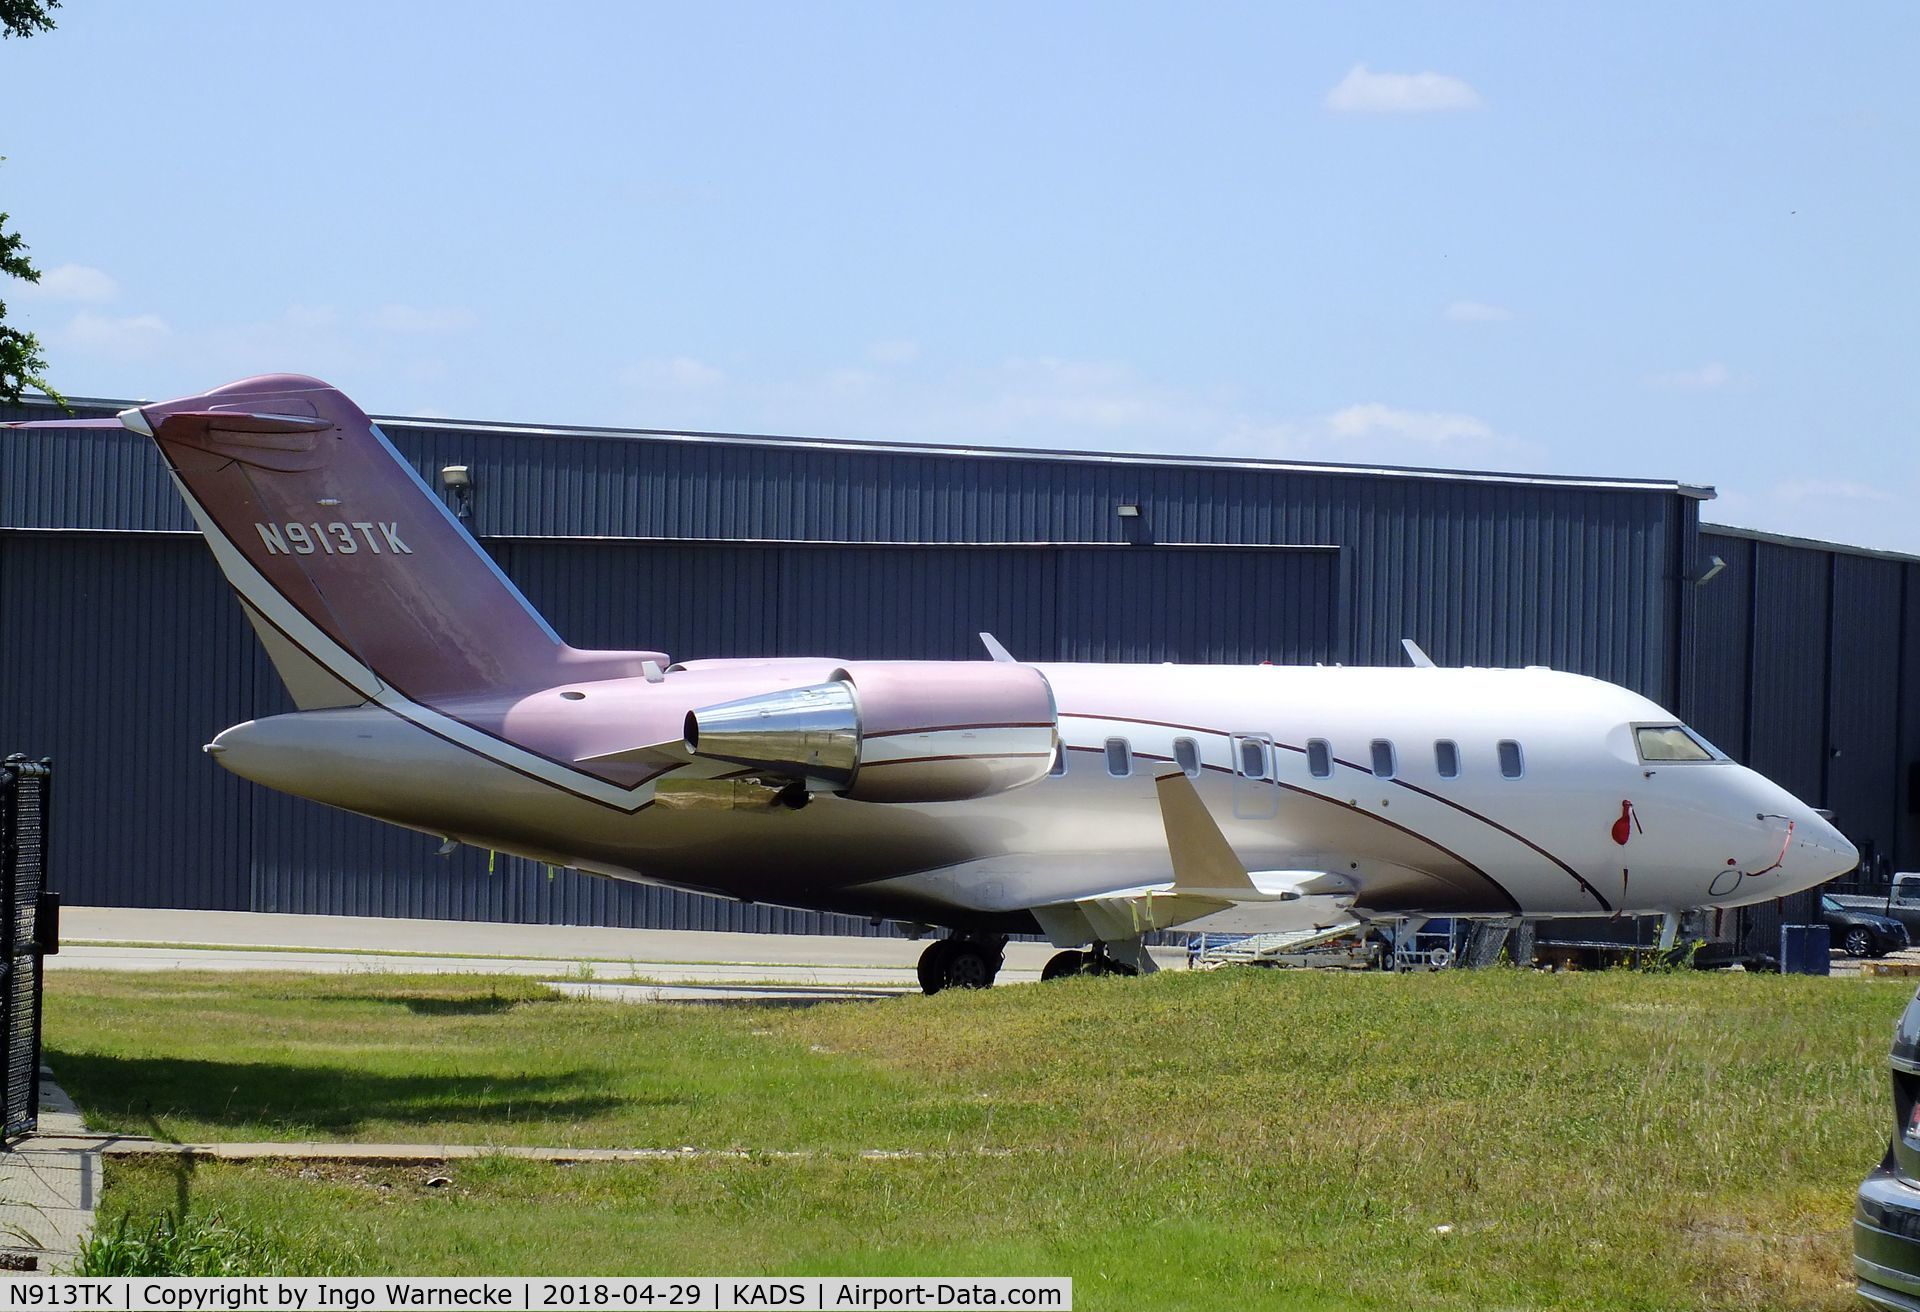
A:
[1238, 738, 1268, 779]
[1370, 739, 1397, 779]
[1174, 737, 1201, 777]
[1306, 739, 1333, 780]
[1498, 740, 1525, 779]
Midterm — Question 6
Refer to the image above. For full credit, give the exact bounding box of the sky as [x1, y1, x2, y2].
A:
[4, 2, 1916, 551]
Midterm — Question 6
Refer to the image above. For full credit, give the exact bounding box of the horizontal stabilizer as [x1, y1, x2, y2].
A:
[156, 410, 335, 435]
[1, 416, 127, 430]
[5, 409, 332, 440]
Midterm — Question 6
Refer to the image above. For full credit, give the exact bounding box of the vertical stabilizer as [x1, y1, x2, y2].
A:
[13, 375, 666, 707]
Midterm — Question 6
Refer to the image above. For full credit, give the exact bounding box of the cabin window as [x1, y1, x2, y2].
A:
[1498, 739, 1525, 779]
[1174, 737, 1201, 777]
[1306, 738, 1333, 780]
[1105, 737, 1131, 778]
[1434, 740, 1460, 779]
[1635, 724, 1715, 762]
[1370, 739, 1397, 779]
[1049, 745, 1068, 777]
[1237, 737, 1268, 779]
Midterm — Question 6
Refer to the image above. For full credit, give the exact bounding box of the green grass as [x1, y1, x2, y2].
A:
[75, 1205, 362, 1276]
[49, 968, 1908, 1308]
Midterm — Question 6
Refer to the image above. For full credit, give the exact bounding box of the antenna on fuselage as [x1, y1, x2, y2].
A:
[980, 632, 1017, 663]
[1401, 638, 1437, 668]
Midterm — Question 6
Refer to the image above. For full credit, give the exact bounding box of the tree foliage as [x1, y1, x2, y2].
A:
[0, 211, 60, 406]
[0, 1, 59, 40]
[0, 0, 63, 406]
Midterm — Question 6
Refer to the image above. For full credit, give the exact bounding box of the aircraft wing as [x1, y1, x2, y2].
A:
[1029, 772, 1358, 944]
[1032, 882, 1356, 943]
[575, 740, 691, 769]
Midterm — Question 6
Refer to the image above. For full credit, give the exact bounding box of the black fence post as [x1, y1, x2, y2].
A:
[0, 755, 51, 1141]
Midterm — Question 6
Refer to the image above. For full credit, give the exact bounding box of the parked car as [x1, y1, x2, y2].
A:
[1855, 988, 1920, 1306]
[1831, 873, 1920, 939]
[1823, 896, 1910, 959]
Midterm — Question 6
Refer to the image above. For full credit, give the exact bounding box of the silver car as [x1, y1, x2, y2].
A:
[1857, 987, 1920, 1307]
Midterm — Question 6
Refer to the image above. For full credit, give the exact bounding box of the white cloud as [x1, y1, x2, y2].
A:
[867, 338, 920, 364]
[21, 263, 119, 303]
[1325, 64, 1482, 115]
[1324, 402, 1495, 446]
[284, 304, 341, 330]
[620, 355, 725, 391]
[1209, 402, 1528, 467]
[366, 304, 477, 334]
[1772, 478, 1895, 505]
[822, 367, 880, 397]
[983, 356, 1193, 432]
[613, 347, 1534, 476]
[57, 310, 171, 358]
[1709, 479, 1916, 554]
[1443, 300, 1512, 323]
[1648, 361, 1732, 390]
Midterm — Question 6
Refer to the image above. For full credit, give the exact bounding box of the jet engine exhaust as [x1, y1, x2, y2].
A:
[682, 681, 860, 787]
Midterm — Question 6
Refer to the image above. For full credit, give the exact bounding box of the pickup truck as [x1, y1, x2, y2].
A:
[1830, 874, 1920, 937]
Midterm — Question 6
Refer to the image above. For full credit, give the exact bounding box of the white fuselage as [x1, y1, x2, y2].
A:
[209, 660, 1855, 931]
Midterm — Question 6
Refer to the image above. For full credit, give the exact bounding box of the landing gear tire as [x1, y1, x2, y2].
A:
[917, 940, 957, 993]
[1041, 950, 1086, 981]
[1845, 927, 1875, 958]
[917, 938, 1004, 994]
[1045, 944, 1139, 979]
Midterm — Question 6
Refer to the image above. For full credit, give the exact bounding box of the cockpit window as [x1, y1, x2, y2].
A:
[1635, 724, 1716, 762]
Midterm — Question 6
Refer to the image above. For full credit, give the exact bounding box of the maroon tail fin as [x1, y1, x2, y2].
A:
[31, 375, 666, 707]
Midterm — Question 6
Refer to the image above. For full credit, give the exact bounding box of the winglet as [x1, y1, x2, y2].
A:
[980, 632, 1017, 663]
[1154, 771, 1257, 893]
[1401, 638, 1436, 668]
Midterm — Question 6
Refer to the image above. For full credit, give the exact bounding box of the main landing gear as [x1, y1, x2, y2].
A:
[1040, 942, 1143, 981]
[917, 936, 1007, 994]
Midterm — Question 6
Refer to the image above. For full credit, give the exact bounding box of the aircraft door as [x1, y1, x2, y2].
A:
[1231, 733, 1280, 820]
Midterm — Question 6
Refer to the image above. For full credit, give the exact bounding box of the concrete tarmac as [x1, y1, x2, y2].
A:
[55, 906, 1187, 994]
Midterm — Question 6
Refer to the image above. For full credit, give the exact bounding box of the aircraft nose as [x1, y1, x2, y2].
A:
[1801, 811, 1859, 879]
[1771, 808, 1859, 894]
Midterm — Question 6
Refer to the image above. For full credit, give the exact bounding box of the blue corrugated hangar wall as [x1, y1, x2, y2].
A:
[0, 390, 1787, 933]
[1685, 527, 1920, 907]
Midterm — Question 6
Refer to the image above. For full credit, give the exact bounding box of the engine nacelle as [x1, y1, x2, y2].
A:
[683, 662, 1057, 803]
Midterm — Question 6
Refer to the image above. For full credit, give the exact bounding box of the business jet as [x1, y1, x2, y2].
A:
[6, 375, 1858, 991]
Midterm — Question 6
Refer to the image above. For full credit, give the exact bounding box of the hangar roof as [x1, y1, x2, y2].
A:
[1703, 522, 1920, 566]
[24, 393, 1716, 501]
[379, 412, 1718, 500]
